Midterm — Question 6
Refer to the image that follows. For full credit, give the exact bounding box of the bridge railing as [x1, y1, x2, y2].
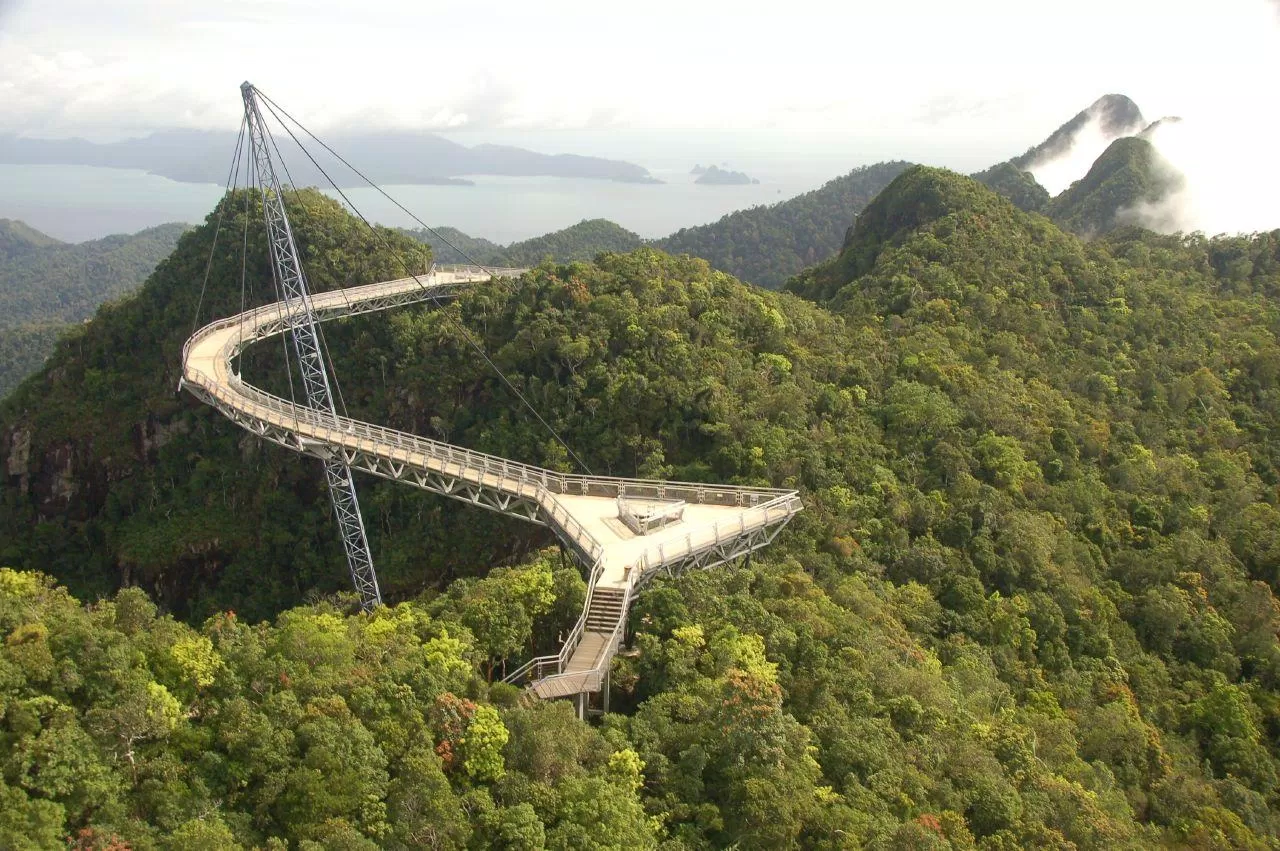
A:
[182, 270, 804, 700]
[503, 555, 606, 687]
[433, 264, 528, 277]
[217, 361, 795, 514]
[185, 273, 798, 509]
[191, 352, 792, 510]
[180, 271, 487, 369]
[515, 569, 636, 696]
[630, 491, 803, 584]
[184, 360, 612, 569]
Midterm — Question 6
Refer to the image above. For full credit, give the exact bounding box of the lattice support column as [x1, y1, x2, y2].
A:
[241, 81, 381, 610]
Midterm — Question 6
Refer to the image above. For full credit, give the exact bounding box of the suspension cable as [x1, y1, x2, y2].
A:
[191, 114, 247, 335]
[257, 116, 354, 417]
[246, 138, 302, 423]
[255, 88, 504, 281]
[236, 143, 252, 362]
[255, 92, 593, 475]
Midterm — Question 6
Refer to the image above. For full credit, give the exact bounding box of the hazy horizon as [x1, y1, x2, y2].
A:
[4, 1, 1277, 143]
[3, 1, 1279, 239]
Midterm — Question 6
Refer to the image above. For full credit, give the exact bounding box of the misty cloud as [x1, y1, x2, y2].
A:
[1127, 118, 1280, 235]
[1024, 103, 1146, 196]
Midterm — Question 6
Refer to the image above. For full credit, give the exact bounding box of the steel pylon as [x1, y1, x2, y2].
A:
[241, 81, 382, 609]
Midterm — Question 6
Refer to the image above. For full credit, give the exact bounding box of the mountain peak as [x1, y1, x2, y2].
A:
[786, 166, 1014, 303]
[1047, 135, 1185, 236]
[1013, 94, 1146, 172]
[0, 219, 63, 260]
[1088, 94, 1146, 135]
[836, 166, 995, 272]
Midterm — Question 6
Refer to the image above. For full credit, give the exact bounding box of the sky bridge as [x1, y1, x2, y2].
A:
[180, 83, 800, 713]
[182, 268, 800, 711]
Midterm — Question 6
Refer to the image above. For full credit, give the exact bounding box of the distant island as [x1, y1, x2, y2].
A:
[421, 176, 475, 186]
[0, 130, 660, 187]
[692, 164, 759, 185]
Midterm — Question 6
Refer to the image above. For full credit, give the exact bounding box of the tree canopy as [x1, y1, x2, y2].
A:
[0, 220, 185, 398]
[5, 170, 1280, 846]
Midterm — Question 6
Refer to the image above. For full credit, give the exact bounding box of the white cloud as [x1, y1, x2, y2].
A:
[1, 0, 1279, 237]
[1026, 113, 1137, 196]
[1129, 115, 1280, 236]
[0, 0, 1262, 136]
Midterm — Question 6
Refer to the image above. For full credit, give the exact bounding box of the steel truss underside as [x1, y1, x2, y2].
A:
[188, 381, 795, 584]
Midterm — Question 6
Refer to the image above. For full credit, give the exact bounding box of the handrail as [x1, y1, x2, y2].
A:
[502, 554, 604, 686]
[618, 495, 685, 535]
[525, 571, 635, 695]
[182, 268, 804, 702]
[184, 293, 795, 510]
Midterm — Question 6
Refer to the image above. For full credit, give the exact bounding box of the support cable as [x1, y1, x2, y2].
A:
[256, 89, 509, 285]
[258, 114, 354, 417]
[256, 94, 593, 476]
[191, 115, 248, 335]
[236, 142, 252, 364]
[249, 139, 301, 419]
[260, 115, 354, 309]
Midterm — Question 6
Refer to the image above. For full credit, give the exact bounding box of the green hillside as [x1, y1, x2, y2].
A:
[1047, 136, 1184, 236]
[5, 173, 1280, 847]
[0, 323, 67, 401]
[399, 224, 503, 264]
[498, 218, 643, 266]
[1, 191, 433, 619]
[0, 221, 187, 397]
[971, 161, 1050, 213]
[403, 219, 643, 267]
[0, 217, 62, 259]
[655, 160, 913, 289]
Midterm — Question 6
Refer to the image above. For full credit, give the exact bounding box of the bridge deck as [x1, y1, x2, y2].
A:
[554, 494, 763, 589]
[181, 266, 802, 705]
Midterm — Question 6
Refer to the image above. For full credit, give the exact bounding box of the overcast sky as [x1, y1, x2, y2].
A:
[2, 1, 1277, 143]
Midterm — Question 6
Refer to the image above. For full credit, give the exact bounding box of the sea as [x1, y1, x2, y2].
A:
[0, 129, 1006, 244]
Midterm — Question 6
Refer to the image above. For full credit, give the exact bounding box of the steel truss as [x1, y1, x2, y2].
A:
[241, 82, 381, 609]
[634, 515, 792, 589]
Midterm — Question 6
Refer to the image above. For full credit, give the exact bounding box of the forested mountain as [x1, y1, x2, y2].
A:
[0, 192, 436, 619]
[402, 219, 644, 267]
[496, 219, 644, 266]
[654, 160, 913, 289]
[970, 95, 1186, 238]
[4, 169, 1280, 846]
[0, 217, 61, 259]
[400, 225, 504, 264]
[1047, 136, 1184, 235]
[403, 160, 912, 289]
[970, 161, 1050, 213]
[1010, 93, 1146, 171]
[0, 129, 661, 185]
[0, 220, 186, 397]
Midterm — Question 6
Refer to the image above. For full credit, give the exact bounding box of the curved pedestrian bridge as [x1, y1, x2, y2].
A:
[181, 265, 802, 710]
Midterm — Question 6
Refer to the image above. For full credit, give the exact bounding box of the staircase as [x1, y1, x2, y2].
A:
[516, 581, 632, 706]
[584, 587, 627, 632]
